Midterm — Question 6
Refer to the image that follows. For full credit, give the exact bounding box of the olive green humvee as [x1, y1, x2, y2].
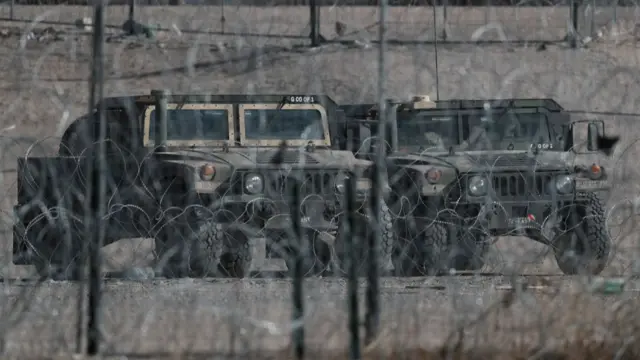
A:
[341, 96, 613, 276]
[12, 91, 381, 279]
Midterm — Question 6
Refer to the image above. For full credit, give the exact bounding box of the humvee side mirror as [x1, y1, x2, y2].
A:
[568, 119, 606, 154]
[587, 122, 600, 151]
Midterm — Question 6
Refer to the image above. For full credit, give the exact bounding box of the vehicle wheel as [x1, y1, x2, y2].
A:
[188, 220, 252, 278]
[448, 228, 491, 272]
[333, 200, 395, 277]
[417, 221, 451, 275]
[283, 229, 332, 277]
[394, 218, 449, 276]
[26, 208, 84, 281]
[154, 210, 251, 278]
[553, 192, 610, 275]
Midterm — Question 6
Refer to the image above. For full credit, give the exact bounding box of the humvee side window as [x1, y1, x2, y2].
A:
[239, 104, 331, 146]
[244, 109, 324, 140]
[149, 109, 230, 141]
[143, 104, 234, 146]
[396, 112, 459, 151]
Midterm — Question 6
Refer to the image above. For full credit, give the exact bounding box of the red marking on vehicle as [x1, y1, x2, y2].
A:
[527, 214, 536, 221]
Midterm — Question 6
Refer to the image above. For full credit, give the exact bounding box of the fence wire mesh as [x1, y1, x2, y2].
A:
[1, 0, 640, 359]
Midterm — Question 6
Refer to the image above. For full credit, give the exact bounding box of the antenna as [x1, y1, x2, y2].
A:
[432, 2, 440, 101]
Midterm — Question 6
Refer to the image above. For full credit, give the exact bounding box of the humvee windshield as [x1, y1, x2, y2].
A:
[461, 112, 552, 151]
[396, 112, 459, 151]
[240, 104, 330, 146]
[148, 108, 230, 141]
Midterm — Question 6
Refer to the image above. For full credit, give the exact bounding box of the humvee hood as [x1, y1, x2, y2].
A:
[389, 150, 572, 173]
[158, 147, 361, 169]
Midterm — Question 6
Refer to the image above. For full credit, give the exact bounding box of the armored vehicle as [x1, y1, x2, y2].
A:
[12, 91, 380, 279]
[340, 96, 612, 275]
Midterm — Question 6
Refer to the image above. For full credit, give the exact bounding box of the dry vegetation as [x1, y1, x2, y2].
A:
[0, 4, 639, 359]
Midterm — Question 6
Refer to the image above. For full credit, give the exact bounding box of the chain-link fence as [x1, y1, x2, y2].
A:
[0, 1, 638, 45]
[1, 0, 640, 359]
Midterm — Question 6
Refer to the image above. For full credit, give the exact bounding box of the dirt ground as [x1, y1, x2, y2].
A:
[0, 5, 638, 357]
[2, 276, 640, 357]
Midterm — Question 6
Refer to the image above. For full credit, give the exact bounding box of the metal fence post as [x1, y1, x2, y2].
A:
[366, 0, 387, 345]
[590, 0, 595, 36]
[442, 0, 448, 41]
[309, 0, 320, 46]
[291, 166, 305, 360]
[128, 0, 135, 25]
[344, 176, 361, 360]
[87, 0, 106, 355]
[220, 0, 226, 34]
[570, 0, 579, 48]
[484, 0, 490, 28]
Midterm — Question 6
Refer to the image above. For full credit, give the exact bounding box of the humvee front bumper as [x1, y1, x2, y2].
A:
[467, 198, 573, 231]
[216, 196, 342, 234]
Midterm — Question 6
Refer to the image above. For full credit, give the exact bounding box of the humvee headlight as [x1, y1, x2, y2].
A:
[200, 164, 216, 181]
[244, 173, 264, 194]
[335, 173, 349, 193]
[468, 176, 488, 196]
[555, 175, 574, 194]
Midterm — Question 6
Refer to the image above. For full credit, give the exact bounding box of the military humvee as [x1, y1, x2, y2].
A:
[12, 91, 379, 279]
[341, 96, 612, 275]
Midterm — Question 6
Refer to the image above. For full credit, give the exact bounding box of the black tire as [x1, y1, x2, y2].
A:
[448, 228, 491, 272]
[394, 218, 449, 276]
[553, 192, 610, 275]
[25, 208, 84, 281]
[154, 211, 251, 278]
[283, 229, 332, 277]
[188, 221, 252, 278]
[417, 221, 451, 275]
[333, 200, 395, 277]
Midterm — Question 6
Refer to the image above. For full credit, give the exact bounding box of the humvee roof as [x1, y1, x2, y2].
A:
[140, 95, 334, 147]
[423, 98, 564, 111]
[60, 94, 342, 154]
[339, 98, 565, 118]
[98, 94, 338, 109]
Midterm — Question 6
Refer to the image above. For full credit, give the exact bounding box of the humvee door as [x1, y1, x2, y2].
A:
[143, 103, 235, 147]
[238, 102, 331, 147]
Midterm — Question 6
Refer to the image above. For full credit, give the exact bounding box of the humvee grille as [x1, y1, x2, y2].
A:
[234, 170, 338, 197]
[493, 173, 554, 197]
[462, 172, 564, 199]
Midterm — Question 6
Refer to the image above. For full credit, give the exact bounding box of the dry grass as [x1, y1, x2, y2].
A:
[0, 277, 637, 357]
